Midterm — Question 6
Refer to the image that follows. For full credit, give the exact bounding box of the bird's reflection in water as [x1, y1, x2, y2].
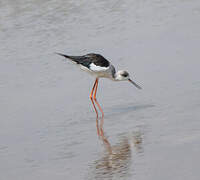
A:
[91, 119, 143, 180]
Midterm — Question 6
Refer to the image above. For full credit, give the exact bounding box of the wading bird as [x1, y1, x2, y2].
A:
[56, 53, 142, 135]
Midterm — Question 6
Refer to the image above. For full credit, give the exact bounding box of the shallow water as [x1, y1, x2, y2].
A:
[1, 0, 200, 179]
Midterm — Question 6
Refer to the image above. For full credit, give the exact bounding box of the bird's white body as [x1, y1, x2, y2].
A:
[80, 63, 116, 80]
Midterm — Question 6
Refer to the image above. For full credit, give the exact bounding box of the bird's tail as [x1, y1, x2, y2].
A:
[55, 52, 72, 59]
[55, 52, 83, 64]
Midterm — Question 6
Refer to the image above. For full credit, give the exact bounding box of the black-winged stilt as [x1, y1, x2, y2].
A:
[56, 53, 142, 135]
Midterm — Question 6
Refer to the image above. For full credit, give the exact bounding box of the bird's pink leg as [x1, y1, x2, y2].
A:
[90, 78, 100, 136]
[93, 78, 105, 136]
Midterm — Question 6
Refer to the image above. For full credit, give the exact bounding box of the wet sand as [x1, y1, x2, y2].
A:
[0, 0, 200, 179]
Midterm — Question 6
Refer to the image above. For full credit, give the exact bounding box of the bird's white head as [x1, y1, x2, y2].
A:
[115, 70, 130, 81]
[115, 70, 142, 89]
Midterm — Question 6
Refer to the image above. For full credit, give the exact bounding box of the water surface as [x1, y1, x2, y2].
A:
[0, 0, 200, 179]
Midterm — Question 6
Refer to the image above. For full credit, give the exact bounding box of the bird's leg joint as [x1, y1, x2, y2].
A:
[90, 94, 93, 99]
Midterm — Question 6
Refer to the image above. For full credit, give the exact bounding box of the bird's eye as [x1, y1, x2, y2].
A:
[122, 73, 128, 77]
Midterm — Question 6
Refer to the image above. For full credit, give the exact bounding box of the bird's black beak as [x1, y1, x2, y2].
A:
[128, 79, 142, 89]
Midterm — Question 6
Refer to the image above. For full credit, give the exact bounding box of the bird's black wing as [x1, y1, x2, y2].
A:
[56, 53, 110, 68]
[84, 53, 110, 67]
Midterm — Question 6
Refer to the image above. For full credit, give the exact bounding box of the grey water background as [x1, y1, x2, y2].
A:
[0, 0, 200, 179]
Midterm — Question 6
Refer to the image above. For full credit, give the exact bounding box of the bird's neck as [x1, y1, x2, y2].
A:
[113, 72, 121, 81]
